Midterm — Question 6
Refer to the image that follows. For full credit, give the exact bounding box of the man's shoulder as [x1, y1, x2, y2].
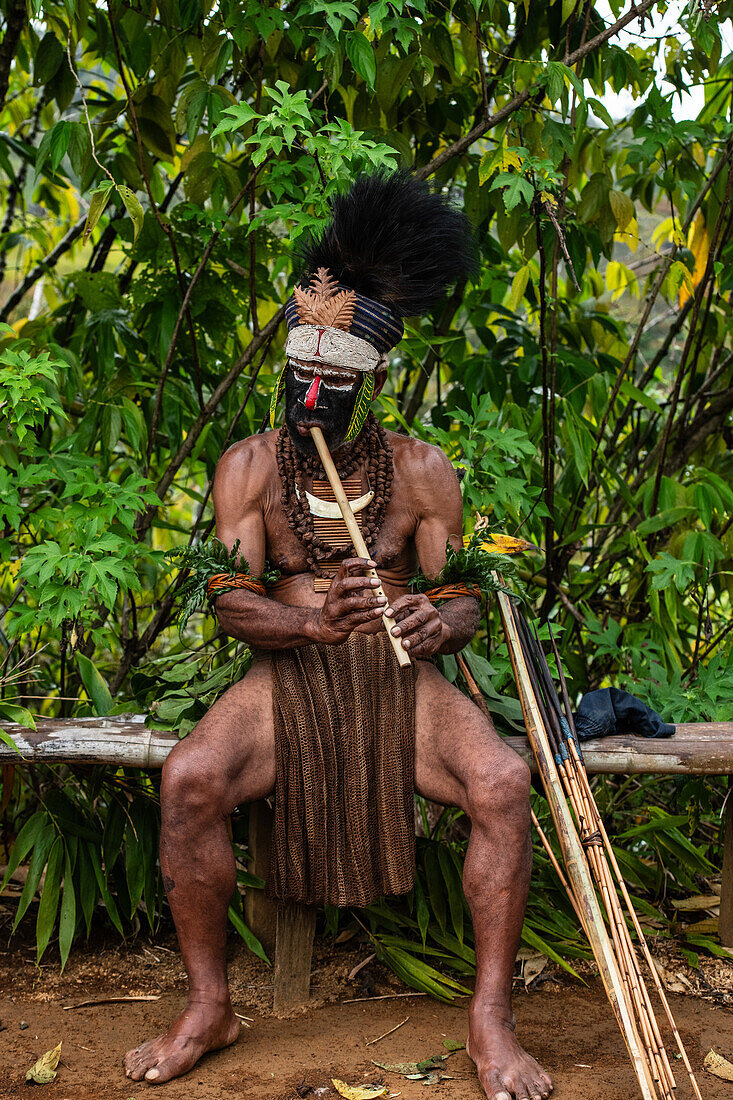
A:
[386, 430, 456, 482]
[215, 431, 277, 491]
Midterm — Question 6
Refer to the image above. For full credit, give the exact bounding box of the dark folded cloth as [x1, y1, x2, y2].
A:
[574, 687, 675, 742]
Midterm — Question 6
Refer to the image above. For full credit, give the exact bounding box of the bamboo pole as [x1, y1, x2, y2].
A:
[496, 589, 658, 1100]
[309, 426, 410, 668]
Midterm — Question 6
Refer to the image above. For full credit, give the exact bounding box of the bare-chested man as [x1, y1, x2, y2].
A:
[124, 172, 552, 1100]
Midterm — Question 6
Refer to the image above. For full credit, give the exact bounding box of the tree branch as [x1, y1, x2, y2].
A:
[414, 0, 655, 181]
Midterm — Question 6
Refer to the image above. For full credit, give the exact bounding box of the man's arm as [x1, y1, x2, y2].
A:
[211, 440, 388, 649]
[385, 443, 479, 658]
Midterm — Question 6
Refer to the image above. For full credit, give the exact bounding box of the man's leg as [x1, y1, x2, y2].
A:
[124, 659, 276, 1084]
[414, 661, 551, 1100]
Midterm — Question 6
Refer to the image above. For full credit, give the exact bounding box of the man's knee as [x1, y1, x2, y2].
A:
[464, 750, 531, 832]
[161, 742, 230, 820]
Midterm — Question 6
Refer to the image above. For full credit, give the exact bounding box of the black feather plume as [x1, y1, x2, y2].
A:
[298, 171, 476, 317]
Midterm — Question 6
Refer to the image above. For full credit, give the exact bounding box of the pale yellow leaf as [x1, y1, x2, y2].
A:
[26, 1041, 62, 1084]
[507, 265, 530, 313]
[332, 1080, 387, 1100]
[704, 1050, 733, 1082]
[680, 213, 709, 308]
[609, 189, 634, 231]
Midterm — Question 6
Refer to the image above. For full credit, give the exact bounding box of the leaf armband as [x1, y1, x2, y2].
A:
[422, 581, 483, 605]
[166, 538, 280, 632]
[410, 535, 526, 606]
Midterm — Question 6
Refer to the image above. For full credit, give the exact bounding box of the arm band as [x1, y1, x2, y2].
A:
[206, 573, 267, 601]
[424, 582, 482, 604]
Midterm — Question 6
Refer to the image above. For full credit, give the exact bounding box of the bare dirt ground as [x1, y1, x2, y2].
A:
[2, 928, 733, 1100]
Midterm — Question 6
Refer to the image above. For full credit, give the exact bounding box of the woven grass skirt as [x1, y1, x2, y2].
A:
[268, 630, 417, 908]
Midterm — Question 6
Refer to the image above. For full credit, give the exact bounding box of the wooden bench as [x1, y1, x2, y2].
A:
[3, 716, 733, 1011]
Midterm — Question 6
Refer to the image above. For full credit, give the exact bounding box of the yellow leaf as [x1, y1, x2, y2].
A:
[651, 216, 677, 250]
[26, 1041, 62, 1084]
[479, 144, 523, 185]
[507, 265, 530, 312]
[609, 189, 634, 231]
[463, 533, 537, 555]
[704, 1050, 733, 1082]
[614, 215, 639, 254]
[680, 213, 708, 308]
[332, 1081, 387, 1100]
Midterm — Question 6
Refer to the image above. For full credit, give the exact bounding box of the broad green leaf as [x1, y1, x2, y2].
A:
[0, 700, 36, 730]
[228, 904, 271, 963]
[1, 811, 47, 891]
[83, 182, 115, 244]
[76, 653, 113, 716]
[117, 185, 144, 243]
[59, 845, 77, 969]
[36, 837, 64, 961]
[346, 32, 376, 88]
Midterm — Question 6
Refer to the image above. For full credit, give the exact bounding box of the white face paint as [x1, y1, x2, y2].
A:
[288, 357, 361, 392]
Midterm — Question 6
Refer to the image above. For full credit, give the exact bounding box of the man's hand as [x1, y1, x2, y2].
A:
[384, 593, 448, 659]
[314, 558, 387, 645]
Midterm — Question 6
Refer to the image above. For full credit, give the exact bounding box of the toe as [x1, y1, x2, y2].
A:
[144, 1049, 197, 1084]
[485, 1069, 513, 1100]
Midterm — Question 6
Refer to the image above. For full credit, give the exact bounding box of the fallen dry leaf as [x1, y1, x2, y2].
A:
[26, 1041, 62, 1084]
[704, 1050, 733, 1081]
[522, 953, 549, 988]
[672, 895, 720, 912]
[331, 1080, 387, 1099]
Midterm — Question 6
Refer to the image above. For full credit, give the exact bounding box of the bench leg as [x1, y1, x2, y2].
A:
[273, 902, 317, 1014]
[245, 800, 317, 1013]
[720, 782, 733, 947]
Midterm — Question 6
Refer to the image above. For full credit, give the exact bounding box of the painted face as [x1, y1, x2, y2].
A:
[284, 358, 362, 456]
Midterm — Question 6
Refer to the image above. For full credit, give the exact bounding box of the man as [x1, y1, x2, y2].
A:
[124, 173, 552, 1100]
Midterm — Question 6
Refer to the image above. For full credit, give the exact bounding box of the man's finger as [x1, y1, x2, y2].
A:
[390, 608, 432, 636]
[341, 594, 387, 613]
[383, 593, 418, 616]
[335, 575, 381, 594]
[339, 557, 377, 575]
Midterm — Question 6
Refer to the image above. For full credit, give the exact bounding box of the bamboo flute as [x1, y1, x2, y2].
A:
[309, 426, 411, 668]
[496, 588, 658, 1100]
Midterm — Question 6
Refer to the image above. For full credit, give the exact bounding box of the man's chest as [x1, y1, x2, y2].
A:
[261, 470, 418, 579]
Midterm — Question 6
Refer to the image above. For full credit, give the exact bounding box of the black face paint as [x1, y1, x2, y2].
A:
[284, 364, 360, 457]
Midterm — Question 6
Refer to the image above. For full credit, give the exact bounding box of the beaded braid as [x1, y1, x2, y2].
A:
[276, 412, 394, 577]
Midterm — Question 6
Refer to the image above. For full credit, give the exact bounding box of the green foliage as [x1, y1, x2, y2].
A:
[1, 0, 732, 984]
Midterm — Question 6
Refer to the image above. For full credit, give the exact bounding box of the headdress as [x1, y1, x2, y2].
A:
[270, 171, 476, 437]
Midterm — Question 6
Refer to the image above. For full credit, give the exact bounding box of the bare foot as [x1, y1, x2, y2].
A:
[467, 1003, 553, 1100]
[123, 998, 241, 1083]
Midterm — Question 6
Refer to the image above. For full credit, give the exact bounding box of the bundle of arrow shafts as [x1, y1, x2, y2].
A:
[496, 588, 703, 1100]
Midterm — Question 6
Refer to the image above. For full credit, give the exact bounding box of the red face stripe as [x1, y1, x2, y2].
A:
[304, 375, 321, 409]
[315, 328, 325, 356]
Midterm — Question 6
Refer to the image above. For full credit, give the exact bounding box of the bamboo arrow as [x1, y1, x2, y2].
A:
[496, 587, 658, 1100]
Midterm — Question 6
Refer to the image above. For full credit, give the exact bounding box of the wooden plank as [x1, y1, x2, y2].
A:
[273, 901, 317, 1014]
[0, 715, 178, 766]
[719, 780, 733, 947]
[3, 718, 733, 774]
[244, 801, 278, 959]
